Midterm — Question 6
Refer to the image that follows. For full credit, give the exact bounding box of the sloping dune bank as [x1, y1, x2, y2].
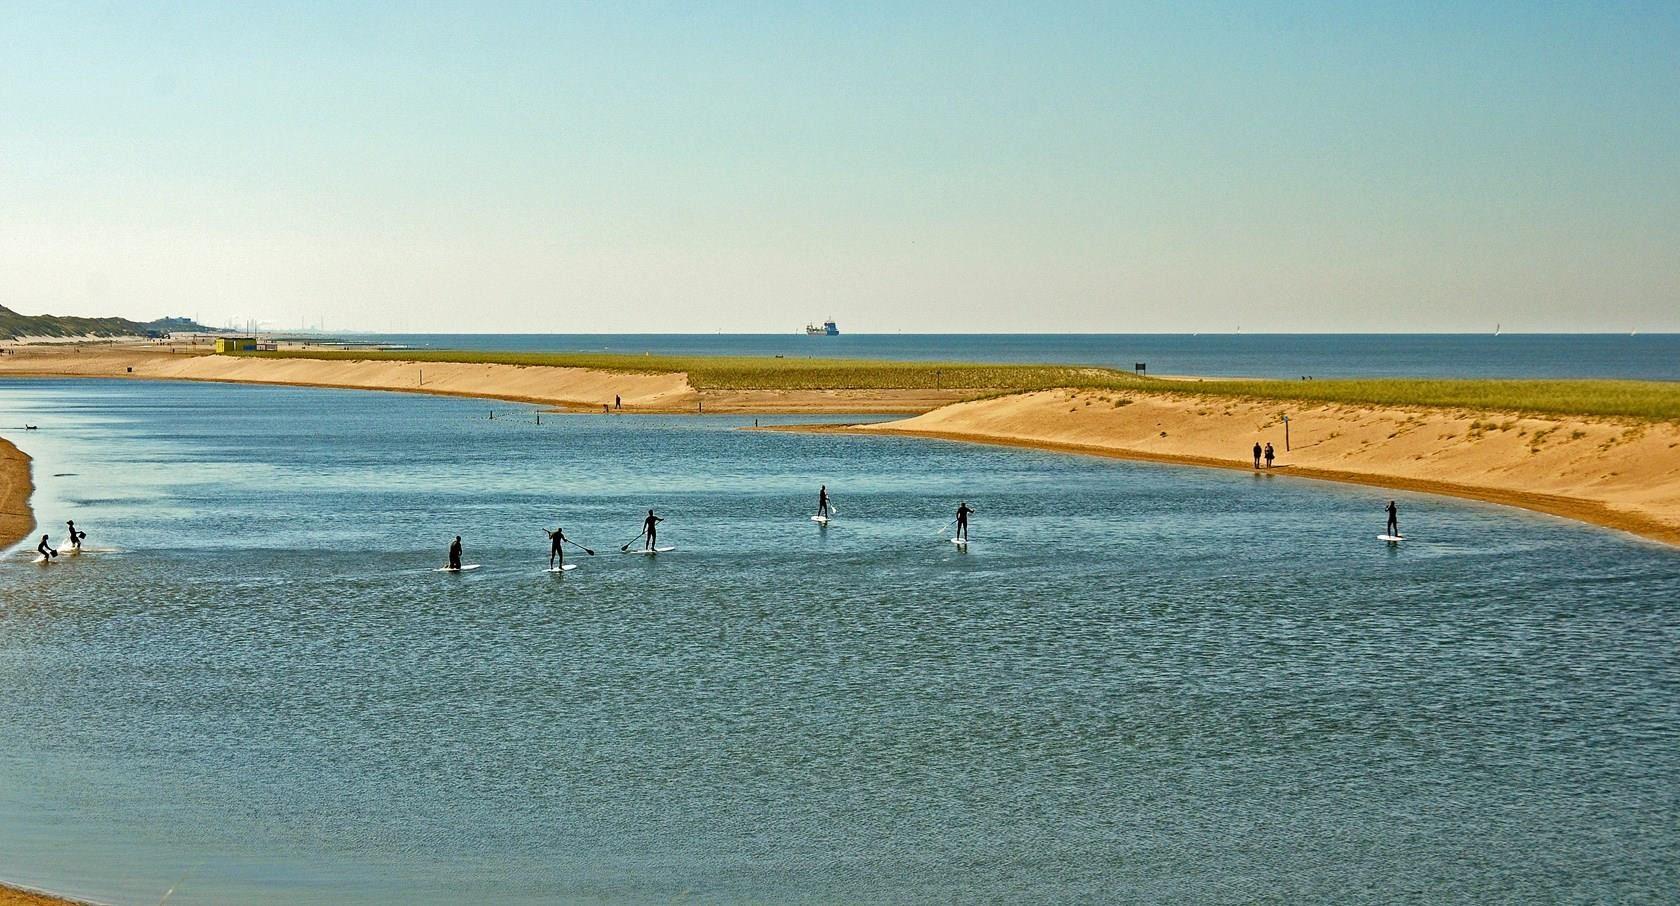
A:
[0, 437, 33, 550]
[0, 881, 82, 906]
[843, 389, 1680, 547]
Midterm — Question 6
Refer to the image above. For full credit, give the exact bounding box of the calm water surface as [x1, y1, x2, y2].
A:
[1, 379, 1677, 904]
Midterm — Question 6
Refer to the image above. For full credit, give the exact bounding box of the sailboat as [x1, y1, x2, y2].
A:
[1494, 323, 1501, 336]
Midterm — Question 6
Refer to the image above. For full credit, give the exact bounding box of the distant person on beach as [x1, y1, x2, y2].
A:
[37, 534, 56, 561]
[956, 501, 973, 541]
[818, 485, 830, 518]
[448, 536, 463, 570]
[643, 509, 664, 550]
[546, 526, 568, 568]
[1252, 442, 1262, 468]
[66, 519, 85, 551]
[615, 395, 621, 410]
[1386, 500, 1400, 537]
[1264, 442, 1275, 468]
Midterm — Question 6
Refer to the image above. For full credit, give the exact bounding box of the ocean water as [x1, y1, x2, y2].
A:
[1, 378, 1678, 904]
[326, 333, 1680, 381]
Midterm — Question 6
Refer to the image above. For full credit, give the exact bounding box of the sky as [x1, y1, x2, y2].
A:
[2, 1, 1677, 334]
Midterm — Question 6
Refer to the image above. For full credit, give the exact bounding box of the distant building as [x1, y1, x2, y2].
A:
[215, 336, 259, 353]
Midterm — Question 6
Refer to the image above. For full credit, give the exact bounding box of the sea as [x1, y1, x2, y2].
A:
[322, 333, 1680, 381]
[1, 376, 1676, 903]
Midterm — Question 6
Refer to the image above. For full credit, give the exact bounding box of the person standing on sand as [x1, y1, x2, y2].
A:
[66, 519, 85, 551]
[36, 534, 56, 562]
[547, 526, 569, 569]
[956, 501, 973, 541]
[818, 485, 831, 518]
[1386, 500, 1400, 537]
[643, 509, 664, 550]
[1264, 442, 1275, 468]
[615, 394, 621, 410]
[448, 536, 463, 570]
[1252, 442, 1262, 468]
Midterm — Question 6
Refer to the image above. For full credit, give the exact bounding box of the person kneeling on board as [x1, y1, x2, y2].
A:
[448, 535, 463, 571]
[37, 534, 57, 562]
[956, 501, 973, 542]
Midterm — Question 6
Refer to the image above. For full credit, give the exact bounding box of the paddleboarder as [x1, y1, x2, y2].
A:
[1386, 500, 1400, 537]
[817, 485, 831, 518]
[66, 519, 85, 551]
[643, 509, 663, 551]
[36, 534, 56, 562]
[546, 525, 569, 569]
[448, 535, 463, 570]
[955, 501, 973, 542]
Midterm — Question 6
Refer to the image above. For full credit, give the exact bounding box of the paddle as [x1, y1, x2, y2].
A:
[619, 530, 646, 552]
[936, 517, 959, 538]
[564, 538, 595, 556]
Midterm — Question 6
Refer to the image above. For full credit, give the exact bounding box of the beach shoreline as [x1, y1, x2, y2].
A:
[0, 436, 33, 551]
[0, 882, 86, 906]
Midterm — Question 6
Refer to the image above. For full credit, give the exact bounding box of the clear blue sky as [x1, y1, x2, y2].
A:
[3, 1, 1676, 332]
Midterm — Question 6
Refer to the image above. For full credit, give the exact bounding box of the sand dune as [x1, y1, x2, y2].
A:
[851, 389, 1680, 546]
[0, 438, 30, 550]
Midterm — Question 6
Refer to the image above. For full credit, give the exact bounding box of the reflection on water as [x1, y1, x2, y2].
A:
[1, 379, 1677, 904]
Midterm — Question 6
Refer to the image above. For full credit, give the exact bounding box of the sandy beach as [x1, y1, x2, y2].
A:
[0, 437, 32, 551]
[0, 883, 84, 906]
[841, 388, 1680, 547]
[5, 344, 1680, 550]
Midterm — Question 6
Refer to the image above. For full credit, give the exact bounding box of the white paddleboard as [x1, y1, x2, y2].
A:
[811, 515, 830, 524]
[34, 555, 55, 564]
[436, 564, 481, 572]
[1378, 534, 1404, 542]
[951, 538, 968, 546]
[624, 546, 676, 554]
[546, 564, 580, 572]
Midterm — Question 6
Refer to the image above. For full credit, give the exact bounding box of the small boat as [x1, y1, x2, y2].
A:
[803, 319, 839, 336]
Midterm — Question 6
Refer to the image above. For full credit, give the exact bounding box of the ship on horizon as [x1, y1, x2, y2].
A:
[804, 318, 839, 336]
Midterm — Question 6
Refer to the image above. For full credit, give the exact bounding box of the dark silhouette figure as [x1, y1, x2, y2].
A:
[643, 510, 664, 550]
[547, 526, 567, 568]
[1252, 442, 1262, 468]
[448, 536, 463, 570]
[818, 485, 830, 518]
[956, 502, 973, 541]
[66, 520, 85, 551]
[36, 534, 56, 561]
[1386, 501, 1400, 537]
[1264, 442, 1275, 468]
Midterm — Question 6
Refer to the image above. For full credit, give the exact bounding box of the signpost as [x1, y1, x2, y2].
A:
[1281, 414, 1291, 451]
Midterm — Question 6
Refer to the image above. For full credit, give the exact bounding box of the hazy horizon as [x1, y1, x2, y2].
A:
[4, 2, 1677, 334]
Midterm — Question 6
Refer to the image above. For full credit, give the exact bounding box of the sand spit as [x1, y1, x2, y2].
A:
[837, 389, 1680, 547]
[0, 882, 86, 906]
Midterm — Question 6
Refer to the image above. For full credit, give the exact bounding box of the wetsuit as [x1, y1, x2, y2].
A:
[956, 503, 972, 541]
[37, 536, 54, 561]
[818, 486, 829, 517]
[549, 529, 566, 568]
[66, 520, 83, 551]
[1252, 443, 1262, 468]
[448, 538, 463, 570]
[643, 512, 663, 550]
[1386, 502, 1399, 536]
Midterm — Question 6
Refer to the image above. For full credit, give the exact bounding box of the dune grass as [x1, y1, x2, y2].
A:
[223, 348, 1680, 420]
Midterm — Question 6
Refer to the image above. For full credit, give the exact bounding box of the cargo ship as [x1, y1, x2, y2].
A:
[804, 319, 839, 336]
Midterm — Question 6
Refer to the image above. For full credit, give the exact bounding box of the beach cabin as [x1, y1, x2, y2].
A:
[215, 336, 259, 353]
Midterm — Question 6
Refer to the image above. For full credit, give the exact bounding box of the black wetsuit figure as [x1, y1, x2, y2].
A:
[448, 536, 463, 570]
[1386, 501, 1399, 537]
[1264, 442, 1275, 468]
[643, 510, 663, 550]
[548, 527, 566, 568]
[1252, 442, 1262, 468]
[36, 535, 55, 561]
[66, 520, 84, 551]
[956, 502, 973, 541]
[818, 485, 830, 518]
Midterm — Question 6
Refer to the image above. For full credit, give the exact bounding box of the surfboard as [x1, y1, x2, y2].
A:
[951, 538, 969, 546]
[34, 555, 55, 564]
[624, 547, 676, 554]
[811, 515, 830, 524]
[436, 564, 481, 572]
[1378, 535, 1404, 542]
[546, 564, 580, 572]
